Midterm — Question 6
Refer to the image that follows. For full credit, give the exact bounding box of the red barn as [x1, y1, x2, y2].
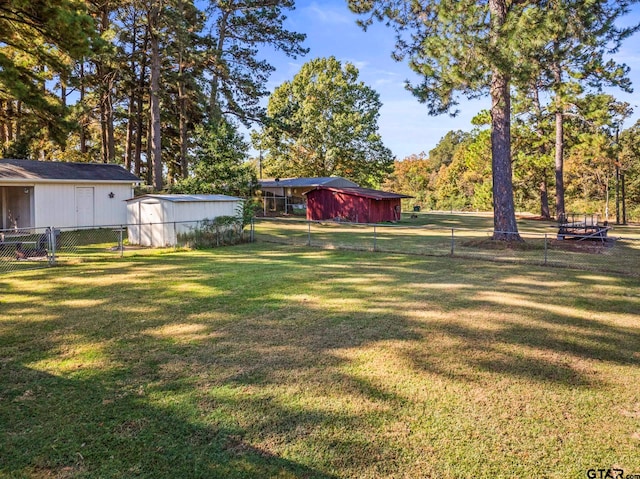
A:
[305, 186, 412, 223]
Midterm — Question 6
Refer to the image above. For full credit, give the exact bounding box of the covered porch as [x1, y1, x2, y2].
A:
[0, 185, 34, 231]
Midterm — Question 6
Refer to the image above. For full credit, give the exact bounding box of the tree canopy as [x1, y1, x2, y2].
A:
[171, 118, 257, 198]
[0, 0, 307, 194]
[0, 0, 97, 145]
[254, 57, 393, 188]
[348, 0, 639, 238]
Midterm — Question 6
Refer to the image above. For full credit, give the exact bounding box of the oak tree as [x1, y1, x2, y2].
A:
[255, 57, 393, 188]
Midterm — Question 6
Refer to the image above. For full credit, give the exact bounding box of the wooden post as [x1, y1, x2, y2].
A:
[451, 228, 455, 255]
[373, 224, 377, 252]
[119, 226, 124, 257]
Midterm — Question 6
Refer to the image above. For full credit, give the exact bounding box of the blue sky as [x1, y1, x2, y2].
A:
[254, 0, 640, 160]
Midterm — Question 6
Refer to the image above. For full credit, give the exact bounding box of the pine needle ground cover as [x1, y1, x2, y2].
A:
[1, 244, 639, 478]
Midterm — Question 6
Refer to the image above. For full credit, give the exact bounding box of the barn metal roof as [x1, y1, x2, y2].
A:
[127, 194, 242, 202]
[305, 186, 413, 200]
[259, 177, 358, 188]
[0, 159, 141, 182]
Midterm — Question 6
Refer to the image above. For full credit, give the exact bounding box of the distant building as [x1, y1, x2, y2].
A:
[305, 186, 412, 223]
[0, 159, 140, 230]
[259, 177, 358, 214]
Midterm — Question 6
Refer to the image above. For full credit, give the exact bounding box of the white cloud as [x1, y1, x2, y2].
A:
[303, 3, 351, 25]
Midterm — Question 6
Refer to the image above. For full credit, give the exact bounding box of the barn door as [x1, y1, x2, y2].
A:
[76, 187, 95, 226]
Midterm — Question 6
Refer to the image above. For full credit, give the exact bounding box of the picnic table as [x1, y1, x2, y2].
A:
[557, 214, 611, 243]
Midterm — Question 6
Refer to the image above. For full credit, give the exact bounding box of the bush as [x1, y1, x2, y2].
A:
[177, 216, 244, 249]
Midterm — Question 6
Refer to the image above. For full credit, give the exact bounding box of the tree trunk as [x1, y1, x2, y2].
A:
[79, 63, 87, 154]
[1, 101, 7, 146]
[100, 93, 109, 163]
[134, 89, 145, 177]
[125, 18, 138, 172]
[149, 3, 163, 190]
[146, 114, 153, 185]
[134, 27, 149, 178]
[107, 86, 115, 162]
[554, 109, 565, 220]
[551, 55, 566, 222]
[208, 10, 230, 121]
[96, 7, 116, 164]
[178, 79, 188, 178]
[125, 93, 135, 171]
[15, 101, 22, 141]
[489, 0, 520, 240]
[540, 176, 550, 219]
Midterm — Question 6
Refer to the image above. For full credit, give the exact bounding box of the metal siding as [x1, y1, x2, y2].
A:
[126, 197, 242, 246]
[307, 189, 401, 223]
[126, 200, 141, 244]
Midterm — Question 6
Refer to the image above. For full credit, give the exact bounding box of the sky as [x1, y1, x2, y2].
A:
[251, 0, 640, 161]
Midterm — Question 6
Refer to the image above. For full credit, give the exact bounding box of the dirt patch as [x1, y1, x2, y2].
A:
[461, 239, 540, 251]
[549, 239, 614, 254]
[461, 237, 614, 254]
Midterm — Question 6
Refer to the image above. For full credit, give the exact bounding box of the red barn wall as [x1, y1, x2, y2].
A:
[306, 189, 402, 223]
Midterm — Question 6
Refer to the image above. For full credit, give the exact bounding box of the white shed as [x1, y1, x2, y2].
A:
[126, 194, 243, 247]
[0, 159, 140, 229]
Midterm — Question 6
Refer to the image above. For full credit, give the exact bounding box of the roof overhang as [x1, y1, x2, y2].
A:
[0, 179, 140, 185]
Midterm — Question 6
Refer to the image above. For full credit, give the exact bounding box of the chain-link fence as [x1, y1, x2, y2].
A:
[3, 216, 638, 277]
[0, 219, 252, 275]
[252, 217, 640, 277]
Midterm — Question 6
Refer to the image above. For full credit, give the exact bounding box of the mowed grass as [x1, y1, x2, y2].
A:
[254, 212, 640, 276]
[1, 243, 639, 478]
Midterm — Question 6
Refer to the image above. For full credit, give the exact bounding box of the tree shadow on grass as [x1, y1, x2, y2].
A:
[0, 363, 340, 479]
[3, 246, 640, 477]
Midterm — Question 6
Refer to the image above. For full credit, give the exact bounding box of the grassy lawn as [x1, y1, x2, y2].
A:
[1, 243, 639, 478]
[254, 212, 640, 276]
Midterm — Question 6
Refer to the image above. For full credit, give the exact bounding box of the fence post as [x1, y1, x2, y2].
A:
[373, 225, 377, 252]
[173, 222, 177, 248]
[307, 221, 311, 246]
[450, 228, 455, 255]
[119, 226, 124, 258]
[49, 226, 56, 265]
[544, 233, 548, 266]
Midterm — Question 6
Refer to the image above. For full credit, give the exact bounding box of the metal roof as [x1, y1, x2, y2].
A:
[306, 186, 413, 200]
[126, 194, 242, 203]
[259, 177, 358, 188]
[0, 159, 141, 182]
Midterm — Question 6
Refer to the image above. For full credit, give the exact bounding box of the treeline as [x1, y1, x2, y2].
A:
[386, 100, 640, 221]
[0, 0, 306, 191]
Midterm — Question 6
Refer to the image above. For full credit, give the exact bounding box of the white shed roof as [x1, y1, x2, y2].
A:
[127, 194, 242, 203]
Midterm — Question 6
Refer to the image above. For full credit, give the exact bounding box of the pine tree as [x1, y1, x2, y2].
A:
[348, 0, 536, 239]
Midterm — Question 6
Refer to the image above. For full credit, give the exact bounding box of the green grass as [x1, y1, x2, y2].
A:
[254, 212, 640, 276]
[1, 244, 640, 478]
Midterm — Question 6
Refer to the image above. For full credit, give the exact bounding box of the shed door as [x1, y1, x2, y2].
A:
[140, 200, 163, 246]
[76, 187, 95, 226]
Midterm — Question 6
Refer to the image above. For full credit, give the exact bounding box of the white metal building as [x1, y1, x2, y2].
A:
[0, 159, 140, 229]
[126, 194, 243, 247]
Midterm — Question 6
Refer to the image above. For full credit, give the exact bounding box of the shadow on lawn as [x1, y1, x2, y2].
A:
[2, 245, 640, 476]
[0, 361, 340, 479]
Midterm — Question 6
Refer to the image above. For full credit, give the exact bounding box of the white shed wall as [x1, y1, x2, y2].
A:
[126, 198, 241, 247]
[33, 183, 134, 228]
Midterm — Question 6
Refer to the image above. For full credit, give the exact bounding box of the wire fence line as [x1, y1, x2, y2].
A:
[1, 216, 638, 277]
[251, 217, 640, 277]
[0, 219, 251, 275]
